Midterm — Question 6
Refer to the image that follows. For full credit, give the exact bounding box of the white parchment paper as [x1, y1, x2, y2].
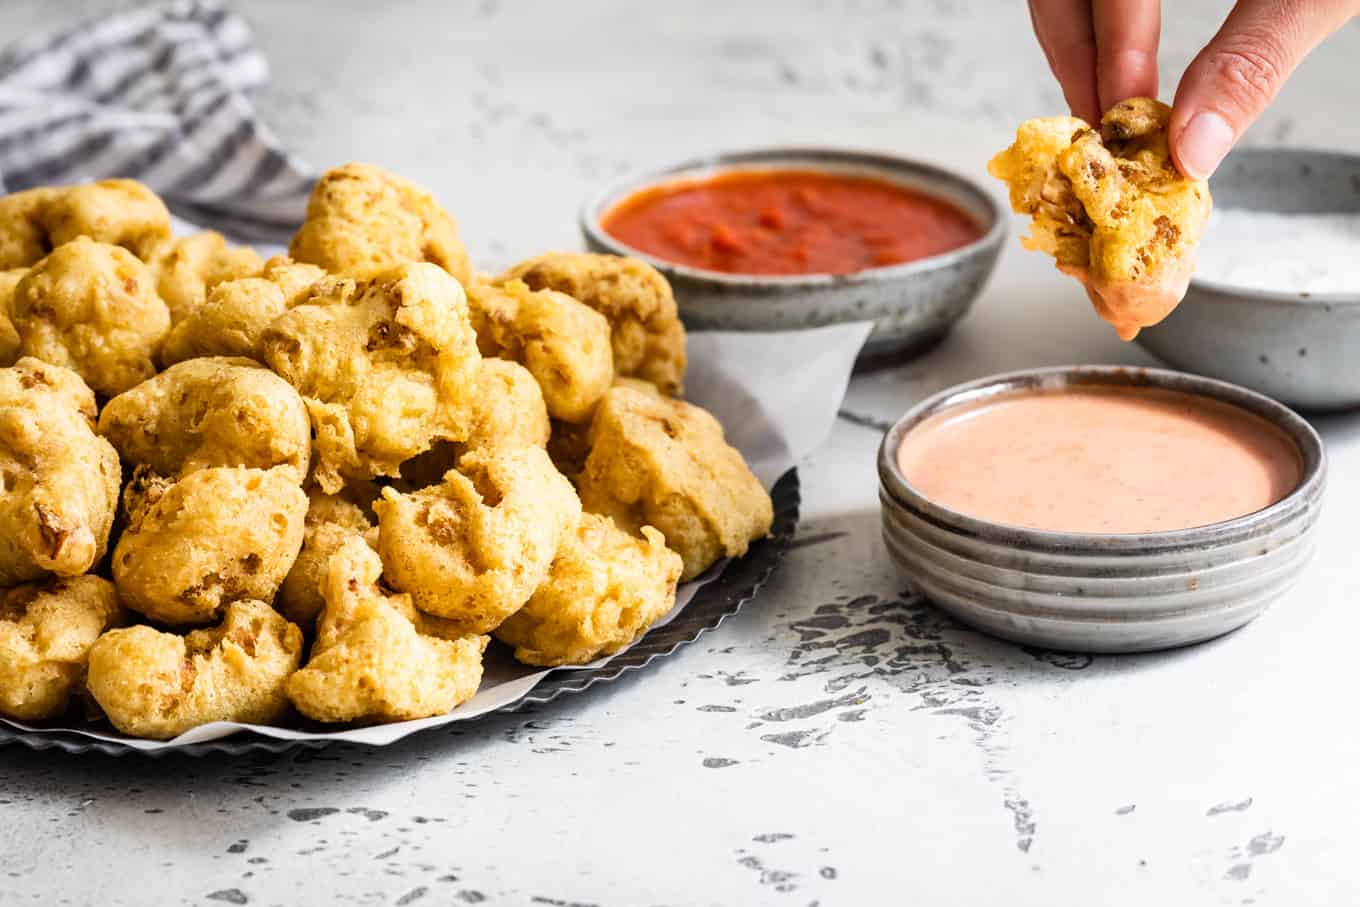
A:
[2, 321, 872, 751]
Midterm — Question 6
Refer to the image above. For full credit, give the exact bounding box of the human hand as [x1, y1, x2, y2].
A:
[1026, 1, 1358, 179]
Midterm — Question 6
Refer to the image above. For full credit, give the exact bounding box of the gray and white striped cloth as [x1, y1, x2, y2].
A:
[0, 0, 313, 243]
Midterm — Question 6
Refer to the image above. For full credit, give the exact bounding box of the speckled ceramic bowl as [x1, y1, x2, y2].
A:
[581, 147, 1006, 366]
[1136, 148, 1360, 410]
[878, 365, 1326, 653]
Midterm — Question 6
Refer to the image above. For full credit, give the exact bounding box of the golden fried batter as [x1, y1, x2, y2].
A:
[151, 231, 264, 323]
[287, 537, 487, 723]
[989, 98, 1212, 340]
[99, 357, 311, 482]
[45, 180, 172, 262]
[290, 163, 472, 285]
[467, 279, 613, 423]
[277, 489, 375, 628]
[494, 513, 682, 666]
[0, 576, 124, 721]
[0, 358, 121, 587]
[260, 263, 481, 492]
[0, 268, 26, 366]
[0, 181, 170, 270]
[547, 376, 661, 479]
[11, 236, 171, 396]
[159, 257, 327, 366]
[501, 252, 686, 395]
[376, 446, 582, 635]
[86, 599, 302, 739]
[577, 386, 772, 581]
[398, 357, 550, 489]
[112, 466, 307, 625]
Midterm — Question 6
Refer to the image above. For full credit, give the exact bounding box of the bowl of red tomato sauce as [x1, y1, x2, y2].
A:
[581, 148, 1005, 365]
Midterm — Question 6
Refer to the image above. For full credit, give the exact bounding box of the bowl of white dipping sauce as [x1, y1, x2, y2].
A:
[1135, 148, 1360, 410]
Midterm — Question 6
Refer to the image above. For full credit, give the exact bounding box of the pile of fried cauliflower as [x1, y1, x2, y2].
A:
[0, 164, 773, 739]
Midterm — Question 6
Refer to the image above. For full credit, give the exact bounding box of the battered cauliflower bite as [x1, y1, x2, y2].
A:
[0, 268, 27, 366]
[151, 231, 264, 323]
[290, 163, 472, 285]
[466, 279, 613, 423]
[501, 252, 686, 395]
[988, 98, 1212, 340]
[494, 513, 682, 666]
[99, 357, 311, 482]
[277, 489, 375, 628]
[112, 466, 307, 625]
[398, 357, 550, 489]
[11, 236, 171, 396]
[0, 358, 121, 587]
[286, 538, 487, 724]
[260, 262, 481, 492]
[376, 446, 582, 636]
[0, 576, 124, 721]
[0, 180, 171, 269]
[577, 386, 773, 581]
[86, 599, 302, 740]
[159, 257, 327, 366]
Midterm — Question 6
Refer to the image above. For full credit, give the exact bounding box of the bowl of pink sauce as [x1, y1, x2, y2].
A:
[878, 366, 1326, 653]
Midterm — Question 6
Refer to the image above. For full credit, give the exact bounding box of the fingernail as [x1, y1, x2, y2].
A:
[1177, 111, 1234, 180]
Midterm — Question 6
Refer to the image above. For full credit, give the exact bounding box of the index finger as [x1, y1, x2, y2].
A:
[1028, 0, 1101, 124]
[1093, 0, 1161, 112]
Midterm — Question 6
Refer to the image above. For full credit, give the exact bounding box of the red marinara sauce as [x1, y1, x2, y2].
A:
[601, 169, 984, 276]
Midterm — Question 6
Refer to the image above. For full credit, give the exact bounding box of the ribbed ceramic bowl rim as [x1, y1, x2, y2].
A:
[877, 365, 1326, 554]
[579, 146, 1006, 288]
[1188, 147, 1360, 307]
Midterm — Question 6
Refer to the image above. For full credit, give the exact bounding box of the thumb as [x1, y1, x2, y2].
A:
[1170, 0, 1355, 180]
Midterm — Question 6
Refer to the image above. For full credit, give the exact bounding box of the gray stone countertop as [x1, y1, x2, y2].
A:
[2, 2, 1359, 905]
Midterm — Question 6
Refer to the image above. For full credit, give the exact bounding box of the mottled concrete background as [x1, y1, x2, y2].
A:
[2, 2, 1359, 906]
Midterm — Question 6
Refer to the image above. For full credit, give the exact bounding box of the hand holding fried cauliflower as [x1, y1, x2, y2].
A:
[989, 98, 1212, 340]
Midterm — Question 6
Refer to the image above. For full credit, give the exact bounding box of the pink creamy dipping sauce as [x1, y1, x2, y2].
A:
[895, 387, 1304, 534]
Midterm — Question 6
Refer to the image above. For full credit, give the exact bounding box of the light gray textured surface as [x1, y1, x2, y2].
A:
[3, 2, 1360, 905]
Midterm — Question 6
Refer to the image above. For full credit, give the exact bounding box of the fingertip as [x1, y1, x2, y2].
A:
[1170, 109, 1234, 181]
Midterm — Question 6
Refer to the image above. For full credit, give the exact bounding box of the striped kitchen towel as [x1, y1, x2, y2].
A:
[0, 0, 313, 243]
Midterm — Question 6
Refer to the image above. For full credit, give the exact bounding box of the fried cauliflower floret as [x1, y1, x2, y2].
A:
[44, 180, 172, 262]
[277, 489, 375, 628]
[466, 279, 613, 423]
[0, 188, 63, 269]
[0, 268, 26, 366]
[286, 538, 487, 723]
[159, 257, 327, 366]
[0, 181, 170, 270]
[289, 163, 472, 285]
[112, 466, 307, 625]
[501, 252, 687, 395]
[260, 263, 481, 493]
[547, 376, 661, 479]
[99, 357, 311, 482]
[151, 231, 265, 324]
[398, 358, 550, 489]
[0, 359, 121, 587]
[10, 237, 171, 396]
[0, 576, 124, 721]
[577, 386, 772, 581]
[988, 98, 1212, 340]
[86, 599, 302, 740]
[494, 513, 682, 666]
[376, 446, 582, 635]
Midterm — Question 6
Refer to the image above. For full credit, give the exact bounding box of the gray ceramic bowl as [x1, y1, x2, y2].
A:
[581, 148, 1006, 366]
[1136, 148, 1360, 410]
[878, 365, 1326, 653]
